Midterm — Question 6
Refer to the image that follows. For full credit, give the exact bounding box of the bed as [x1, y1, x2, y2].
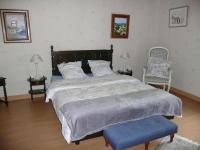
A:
[46, 45, 182, 144]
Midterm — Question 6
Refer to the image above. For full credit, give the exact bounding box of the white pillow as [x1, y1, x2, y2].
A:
[146, 57, 171, 79]
[88, 60, 109, 66]
[88, 60, 114, 77]
[57, 61, 81, 71]
[57, 62, 87, 79]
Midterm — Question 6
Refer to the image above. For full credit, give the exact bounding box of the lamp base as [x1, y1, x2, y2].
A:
[32, 76, 43, 80]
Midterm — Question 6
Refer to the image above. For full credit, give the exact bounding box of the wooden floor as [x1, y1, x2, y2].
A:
[0, 95, 200, 150]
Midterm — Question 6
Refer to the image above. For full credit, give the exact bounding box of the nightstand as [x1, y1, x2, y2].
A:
[28, 76, 47, 101]
[117, 69, 132, 76]
[0, 77, 8, 106]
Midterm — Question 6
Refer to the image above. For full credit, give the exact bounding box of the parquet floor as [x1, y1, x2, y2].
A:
[0, 95, 200, 150]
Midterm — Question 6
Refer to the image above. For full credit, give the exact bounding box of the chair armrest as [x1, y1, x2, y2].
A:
[143, 66, 147, 73]
[168, 67, 172, 73]
[168, 68, 172, 78]
[142, 66, 147, 82]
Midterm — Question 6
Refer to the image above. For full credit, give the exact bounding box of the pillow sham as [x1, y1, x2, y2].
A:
[88, 60, 113, 77]
[146, 57, 171, 79]
[57, 61, 87, 79]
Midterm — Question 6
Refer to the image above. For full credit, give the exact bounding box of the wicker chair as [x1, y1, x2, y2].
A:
[142, 47, 172, 92]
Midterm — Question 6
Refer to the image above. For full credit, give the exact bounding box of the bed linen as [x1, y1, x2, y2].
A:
[46, 74, 182, 143]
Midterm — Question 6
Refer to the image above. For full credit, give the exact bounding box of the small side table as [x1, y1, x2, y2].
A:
[0, 77, 8, 106]
[117, 69, 132, 76]
[28, 76, 47, 101]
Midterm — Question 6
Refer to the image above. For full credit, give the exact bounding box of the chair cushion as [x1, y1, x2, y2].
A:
[144, 76, 169, 84]
[146, 57, 171, 79]
[103, 116, 177, 150]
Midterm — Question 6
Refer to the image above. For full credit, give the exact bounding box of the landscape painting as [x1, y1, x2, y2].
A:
[0, 9, 31, 43]
[111, 14, 130, 38]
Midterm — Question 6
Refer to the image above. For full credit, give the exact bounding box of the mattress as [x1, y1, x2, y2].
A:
[46, 74, 182, 143]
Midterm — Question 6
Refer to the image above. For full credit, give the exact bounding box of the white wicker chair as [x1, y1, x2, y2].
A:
[142, 47, 172, 92]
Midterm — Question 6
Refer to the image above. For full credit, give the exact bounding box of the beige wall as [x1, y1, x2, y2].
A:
[0, 0, 159, 96]
[158, 0, 200, 97]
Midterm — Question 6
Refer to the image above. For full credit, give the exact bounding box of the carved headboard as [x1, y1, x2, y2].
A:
[51, 45, 113, 75]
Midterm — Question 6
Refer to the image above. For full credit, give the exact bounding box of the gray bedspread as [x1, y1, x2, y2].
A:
[60, 88, 182, 141]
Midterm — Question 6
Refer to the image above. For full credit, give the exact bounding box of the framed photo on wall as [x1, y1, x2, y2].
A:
[111, 14, 130, 38]
[169, 6, 188, 27]
[0, 9, 31, 43]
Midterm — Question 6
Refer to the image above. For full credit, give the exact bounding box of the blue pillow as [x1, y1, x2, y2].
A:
[51, 75, 63, 81]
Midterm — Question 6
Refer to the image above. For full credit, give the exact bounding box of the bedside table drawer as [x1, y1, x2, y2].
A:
[31, 80, 44, 85]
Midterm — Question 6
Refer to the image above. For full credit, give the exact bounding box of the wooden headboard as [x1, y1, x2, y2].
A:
[51, 45, 113, 75]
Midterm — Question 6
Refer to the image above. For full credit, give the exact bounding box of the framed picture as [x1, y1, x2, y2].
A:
[0, 9, 31, 43]
[111, 14, 130, 38]
[169, 6, 188, 27]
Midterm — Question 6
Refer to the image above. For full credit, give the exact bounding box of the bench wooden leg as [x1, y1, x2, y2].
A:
[145, 141, 149, 150]
[104, 137, 109, 147]
[75, 141, 80, 145]
[170, 134, 174, 142]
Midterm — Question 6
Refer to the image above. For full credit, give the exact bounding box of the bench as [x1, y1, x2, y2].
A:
[103, 116, 177, 150]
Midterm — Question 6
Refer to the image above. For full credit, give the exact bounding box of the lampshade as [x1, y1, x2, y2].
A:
[30, 54, 43, 64]
[120, 52, 130, 59]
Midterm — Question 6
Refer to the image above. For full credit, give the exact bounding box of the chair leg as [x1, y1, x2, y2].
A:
[145, 141, 150, 150]
[163, 84, 166, 91]
[167, 84, 171, 92]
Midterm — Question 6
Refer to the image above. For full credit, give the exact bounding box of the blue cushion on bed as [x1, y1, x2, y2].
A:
[103, 116, 177, 150]
[51, 75, 63, 81]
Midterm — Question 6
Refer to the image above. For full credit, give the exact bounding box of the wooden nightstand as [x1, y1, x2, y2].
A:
[117, 69, 132, 76]
[0, 77, 8, 106]
[28, 76, 47, 101]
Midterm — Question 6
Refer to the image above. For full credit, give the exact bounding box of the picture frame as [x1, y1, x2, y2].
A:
[169, 6, 188, 27]
[0, 9, 31, 43]
[111, 14, 130, 38]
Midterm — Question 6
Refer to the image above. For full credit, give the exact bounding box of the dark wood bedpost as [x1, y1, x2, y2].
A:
[51, 45, 54, 74]
[110, 44, 113, 69]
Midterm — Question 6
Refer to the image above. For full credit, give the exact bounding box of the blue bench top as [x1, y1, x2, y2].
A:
[103, 116, 177, 150]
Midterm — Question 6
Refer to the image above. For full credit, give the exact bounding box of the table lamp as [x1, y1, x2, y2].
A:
[120, 52, 130, 71]
[30, 54, 43, 79]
